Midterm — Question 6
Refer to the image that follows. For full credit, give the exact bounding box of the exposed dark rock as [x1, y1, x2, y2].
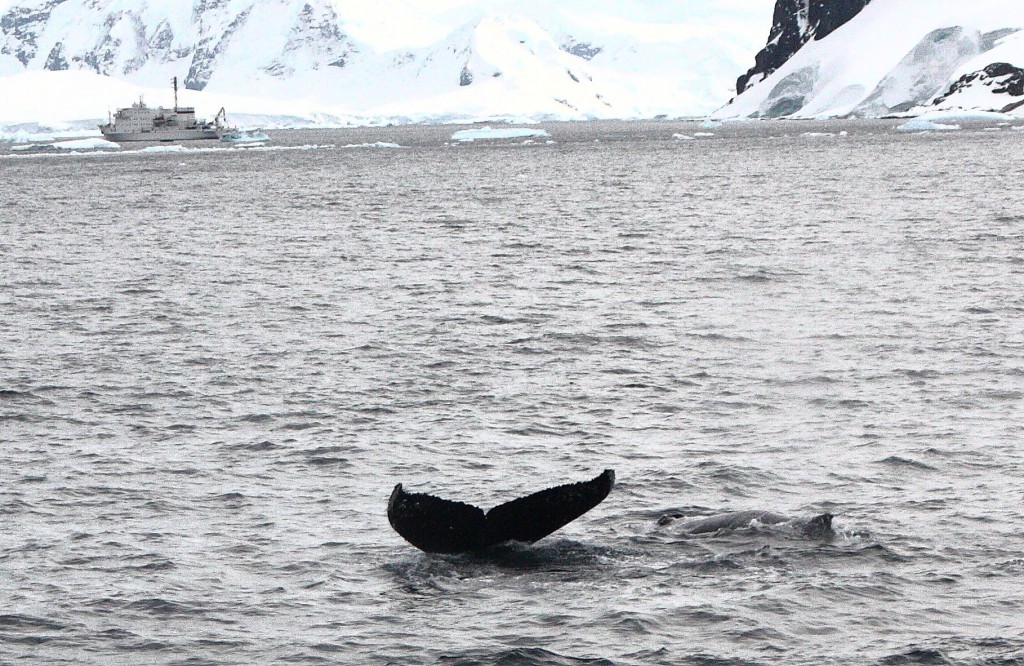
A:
[3, 0, 355, 88]
[736, 0, 873, 96]
[1, 0, 69, 65]
[459, 65, 473, 86]
[285, 3, 354, 65]
[148, 20, 176, 55]
[43, 41, 68, 70]
[933, 61, 1024, 112]
[186, 5, 253, 90]
[851, 26, 986, 118]
[262, 3, 354, 77]
[562, 38, 602, 61]
[122, 13, 150, 74]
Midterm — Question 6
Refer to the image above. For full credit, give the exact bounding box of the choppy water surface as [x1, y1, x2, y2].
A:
[2, 120, 1023, 665]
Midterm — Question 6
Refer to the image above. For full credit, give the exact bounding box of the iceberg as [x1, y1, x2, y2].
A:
[10, 136, 119, 152]
[451, 126, 550, 142]
[910, 109, 1013, 123]
[341, 142, 402, 148]
[3, 142, 335, 160]
[895, 109, 1012, 132]
[219, 129, 270, 144]
[896, 119, 960, 131]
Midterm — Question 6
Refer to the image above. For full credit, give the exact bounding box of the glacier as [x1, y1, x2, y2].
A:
[6, 0, 1024, 132]
[0, 0, 773, 132]
[451, 126, 549, 142]
[713, 0, 1024, 120]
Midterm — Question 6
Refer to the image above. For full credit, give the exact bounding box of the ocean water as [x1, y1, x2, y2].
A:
[1, 120, 1023, 665]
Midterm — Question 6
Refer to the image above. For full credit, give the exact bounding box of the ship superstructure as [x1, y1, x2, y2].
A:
[99, 78, 227, 142]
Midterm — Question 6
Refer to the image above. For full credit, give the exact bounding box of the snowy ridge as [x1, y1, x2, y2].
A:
[0, 0, 772, 130]
[714, 0, 1024, 119]
[735, 0, 872, 95]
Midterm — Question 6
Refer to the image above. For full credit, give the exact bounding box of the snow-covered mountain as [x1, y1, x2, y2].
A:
[0, 0, 773, 129]
[734, 0, 870, 96]
[714, 0, 1024, 119]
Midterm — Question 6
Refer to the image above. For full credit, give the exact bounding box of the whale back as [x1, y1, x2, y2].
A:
[666, 509, 835, 539]
[681, 510, 789, 534]
[799, 512, 834, 538]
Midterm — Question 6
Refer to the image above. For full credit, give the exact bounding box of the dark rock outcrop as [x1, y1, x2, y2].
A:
[186, 4, 252, 90]
[736, 0, 873, 96]
[561, 38, 602, 61]
[43, 41, 68, 70]
[933, 61, 1024, 112]
[1, 0, 69, 65]
[851, 26, 988, 117]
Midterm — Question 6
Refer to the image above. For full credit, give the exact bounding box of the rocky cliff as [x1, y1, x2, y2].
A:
[736, 0, 872, 95]
[715, 0, 1024, 119]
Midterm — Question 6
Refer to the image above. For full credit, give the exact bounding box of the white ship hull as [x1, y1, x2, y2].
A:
[99, 128, 221, 142]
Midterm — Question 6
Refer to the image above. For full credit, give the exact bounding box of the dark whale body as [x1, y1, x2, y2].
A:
[660, 509, 834, 539]
[388, 470, 615, 554]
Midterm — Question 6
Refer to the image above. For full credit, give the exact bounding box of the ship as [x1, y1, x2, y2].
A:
[99, 77, 227, 142]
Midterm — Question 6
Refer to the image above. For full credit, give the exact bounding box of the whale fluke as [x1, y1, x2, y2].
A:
[388, 469, 615, 554]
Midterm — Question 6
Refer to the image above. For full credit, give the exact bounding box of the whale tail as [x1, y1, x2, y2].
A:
[388, 470, 615, 554]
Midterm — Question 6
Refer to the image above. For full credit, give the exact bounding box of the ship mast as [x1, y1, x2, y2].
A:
[173, 76, 179, 112]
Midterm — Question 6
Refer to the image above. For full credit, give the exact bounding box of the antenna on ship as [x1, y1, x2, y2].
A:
[173, 76, 179, 112]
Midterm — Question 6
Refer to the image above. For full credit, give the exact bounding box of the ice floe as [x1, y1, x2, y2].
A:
[2, 143, 334, 160]
[341, 142, 401, 148]
[451, 126, 549, 142]
[11, 136, 119, 152]
[897, 119, 961, 132]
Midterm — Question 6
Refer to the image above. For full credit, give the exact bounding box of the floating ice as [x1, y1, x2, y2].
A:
[896, 119, 960, 132]
[341, 142, 401, 148]
[2, 143, 335, 160]
[138, 145, 189, 153]
[694, 132, 715, 137]
[451, 126, 549, 142]
[672, 133, 694, 140]
[913, 110, 1013, 123]
[11, 136, 119, 151]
